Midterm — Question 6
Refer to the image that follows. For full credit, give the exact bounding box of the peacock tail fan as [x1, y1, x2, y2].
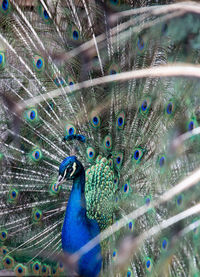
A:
[0, 0, 200, 276]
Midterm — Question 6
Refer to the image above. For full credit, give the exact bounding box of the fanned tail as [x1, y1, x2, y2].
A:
[1, 1, 200, 276]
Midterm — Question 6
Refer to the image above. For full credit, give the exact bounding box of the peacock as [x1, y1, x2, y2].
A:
[1, 0, 200, 276]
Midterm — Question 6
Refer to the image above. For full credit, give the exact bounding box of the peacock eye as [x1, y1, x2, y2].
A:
[187, 117, 198, 132]
[66, 123, 76, 136]
[90, 114, 101, 129]
[32, 208, 42, 222]
[109, 0, 120, 6]
[33, 261, 41, 274]
[112, 249, 117, 261]
[67, 76, 75, 87]
[42, 265, 47, 273]
[0, 53, 3, 64]
[0, 51, 5, 68]
[176, 194, 183, 206]
[37, 59, 42, 68]
[49, 182, 61, 195]
[113, 176, 119, 189]
[116, 156, 120, 164]
[188, 120, 194, 131]
[126, 269, 133, 277]
[108, 63, 120, 75]
[69, 25, 80, 41]
[145, 196, 151, 206]
[103, 135, 112, 150]
[31, 148, 42, 162]
[0, 230, 7, 242]
[114, 153, 123, 170]
[133, 148, 144, 163]
[38, 4, 51, 23]
[167, 103, 172, 114]
[108, 158, 113, 168]
[162, 23, 168, 35]
[134, 150, 139, 159]
[159, 156, 165, 167]
[165, 100, 175, 116]
[30, 111, 35, 120]
[118, 117, 123, 125]
[53, 76, 65, 87]
[33, 55, 45, 72]
[124, 183, 128, 192]
[2, 0, 8, 10]
[14, 264, 26, 276]
[8, 189, 19, 203]
[1, 246, 8, 256]
[25, 108, 38, 122]
[6, 258, 10, 264]
[141, 100, 147, 111]
[93, 116, 98, 124]
[140, 97, 151, 115]
[145, 257, 153, 272]
[0, 0, 10, 14]
[110, 69, 116, 75]
[161, 238, 168, 250]
[116, 111, 125, 129]
[137, 36, 144, 51]
[57, 261, 65, 273]
[122, 181, 132, 196]
[73, 30, 79, 40]
[86, 147, 96, 161]
[128, 220, 134, 232]
[157, 155, 167, 172]
[43, 9, 49, 20]
[3, 255, 14, 269]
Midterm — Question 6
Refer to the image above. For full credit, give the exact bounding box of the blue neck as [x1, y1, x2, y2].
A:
[69, 170, 86, 211]
[61, 166, 102, 277]
[62, 168, 87, 248]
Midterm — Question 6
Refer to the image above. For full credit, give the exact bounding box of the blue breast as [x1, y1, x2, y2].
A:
[61, 177, 102, 277]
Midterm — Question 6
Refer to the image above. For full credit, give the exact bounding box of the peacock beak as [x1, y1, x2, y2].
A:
[55, 175, 64, 190]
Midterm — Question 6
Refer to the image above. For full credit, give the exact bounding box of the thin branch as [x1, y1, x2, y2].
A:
[112, 1, 200, 19]
[21, 64, 200, 108]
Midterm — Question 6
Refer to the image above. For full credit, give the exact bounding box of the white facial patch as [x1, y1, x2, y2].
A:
[63, 168, 67, 180]
[70, 162, 76, 177]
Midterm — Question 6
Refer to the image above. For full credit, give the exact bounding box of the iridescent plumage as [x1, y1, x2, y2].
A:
[0, 0, 200, 276]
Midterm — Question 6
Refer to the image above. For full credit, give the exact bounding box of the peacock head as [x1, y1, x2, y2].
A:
[55, 156, 83, 189]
